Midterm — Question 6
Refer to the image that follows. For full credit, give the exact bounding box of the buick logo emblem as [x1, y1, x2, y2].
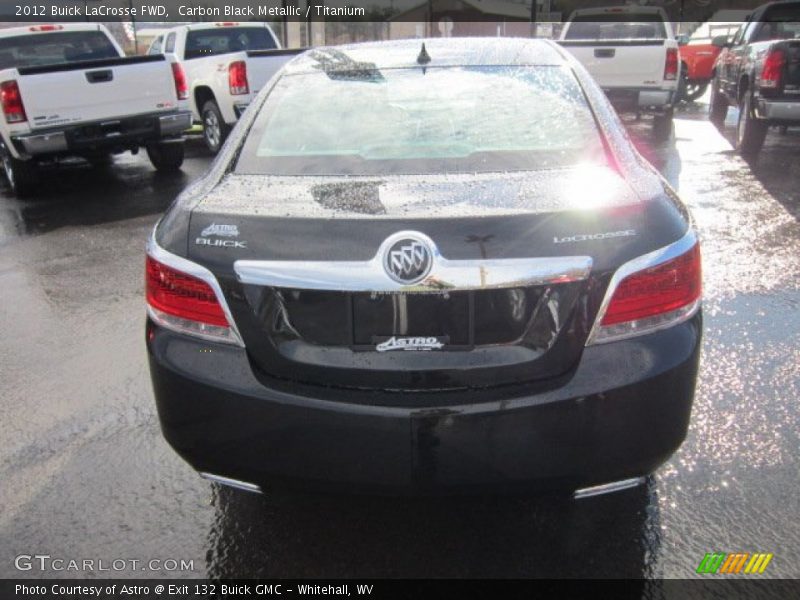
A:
[383, 235, 433, 284]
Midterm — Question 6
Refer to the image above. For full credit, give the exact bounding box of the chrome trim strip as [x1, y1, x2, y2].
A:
[573, 477, 645, 500]
[234, 231, 593, 293]
[146, 224, 245, 347]
[585, 229, 699, 346]
[199, 472, 262, 494]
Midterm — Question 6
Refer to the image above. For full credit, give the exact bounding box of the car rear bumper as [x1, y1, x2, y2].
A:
[603, 87, 675, 113]
[12, 110, 192, 157]
[147, 313, 701, 494]
[756, 99, 800, 123]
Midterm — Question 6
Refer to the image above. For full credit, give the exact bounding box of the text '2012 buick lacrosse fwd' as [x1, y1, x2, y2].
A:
[146, 39, 702, 496]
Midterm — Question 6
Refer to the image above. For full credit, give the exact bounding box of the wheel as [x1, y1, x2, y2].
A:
[652, 109, 674, 143]
[2, 152, 38, 197]
[677, 64, 689, 102]
[146, 141, 185, 172]
[736, 92, 767, 159]
[683, 81, 709, 102]
[201, 99, 230, 155]
[709, 78, 728, 127]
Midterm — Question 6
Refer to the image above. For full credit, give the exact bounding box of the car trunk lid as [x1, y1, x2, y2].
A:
[187, 169, 657, 391]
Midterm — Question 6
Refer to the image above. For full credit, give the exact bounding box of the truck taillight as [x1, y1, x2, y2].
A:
[171, 63, 188, 100]
[760, 49, 786, 90]
[664, 48, 679, 81]
[146, 255, 240, 344]
[588, 239, 701, 345]
[0, 80, 26, 124]
[228, 61, 249, 96]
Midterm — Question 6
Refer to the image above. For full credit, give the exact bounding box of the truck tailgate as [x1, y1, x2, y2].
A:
[17, 56, 178, 130]
[245, 48, 306, 93]
[560, 41, 668, 88]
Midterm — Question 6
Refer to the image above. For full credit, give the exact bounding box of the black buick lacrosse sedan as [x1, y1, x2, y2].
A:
[146, 39, 702, 496]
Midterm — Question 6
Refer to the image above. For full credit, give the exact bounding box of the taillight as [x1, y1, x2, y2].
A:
[664, 48, 679, 81]
[228, 61, 249, 96]
[146, 255, 240, 344]
[29, 25, 63, 32]
[171, 62, 188, 100]
[760, 49, 785, 90]
[0, 80, 27, 124]
[588, 239, 701, 345]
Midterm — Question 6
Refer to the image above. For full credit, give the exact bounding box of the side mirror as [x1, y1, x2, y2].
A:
[711, 35, 730, 48]
[677, 34, 689, 47]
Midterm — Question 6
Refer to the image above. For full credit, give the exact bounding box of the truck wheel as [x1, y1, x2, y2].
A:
[201, 100, 230, 155]
[709, 79, 728, 127]
[2, 153, 38, 197]
[683, 82, 708, 102]
[736, 93, 767, 159]
[652, 109, 673, 143]
[146, 142, 185, 172]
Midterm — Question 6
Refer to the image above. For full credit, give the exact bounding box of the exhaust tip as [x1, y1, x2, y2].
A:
[573, 477, 645, 500]
[199, 472, 262, 494]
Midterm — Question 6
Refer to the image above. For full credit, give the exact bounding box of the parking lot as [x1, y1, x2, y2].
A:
[1, 100, 799, 579]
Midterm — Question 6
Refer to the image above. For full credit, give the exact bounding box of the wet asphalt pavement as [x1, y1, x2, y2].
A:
[1, 100, 799, 580]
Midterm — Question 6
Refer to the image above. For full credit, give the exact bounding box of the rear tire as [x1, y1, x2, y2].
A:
[683, 81, 709, 102]
[652, 109, 674, 143]
[201, 100, 230, 155]
[2, 153, 38, 197]
[146, 141, 185, 172]
[709, 78, 728, 127]
[736, 92, 767, 159]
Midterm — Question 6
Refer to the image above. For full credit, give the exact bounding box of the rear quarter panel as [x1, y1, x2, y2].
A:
[680, 44, 721, 81]
[184, 51, 250, 124]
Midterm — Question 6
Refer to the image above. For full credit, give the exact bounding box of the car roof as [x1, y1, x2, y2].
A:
[283, 38, 566, 75]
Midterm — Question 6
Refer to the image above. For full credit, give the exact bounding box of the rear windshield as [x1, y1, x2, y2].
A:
[184, 27, 276, 60]
[564, 15, 667, 40]
[236, 64, 606, 177]
[0, 31, 119, 69]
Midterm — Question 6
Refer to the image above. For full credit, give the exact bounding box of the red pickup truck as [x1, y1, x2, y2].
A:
[678, 22, 745, 101]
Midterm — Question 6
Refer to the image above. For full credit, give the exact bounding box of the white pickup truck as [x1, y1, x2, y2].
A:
[559, 6, 681, 141]
[148, 22, 301, 154]
[0, 23, 192, 196]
